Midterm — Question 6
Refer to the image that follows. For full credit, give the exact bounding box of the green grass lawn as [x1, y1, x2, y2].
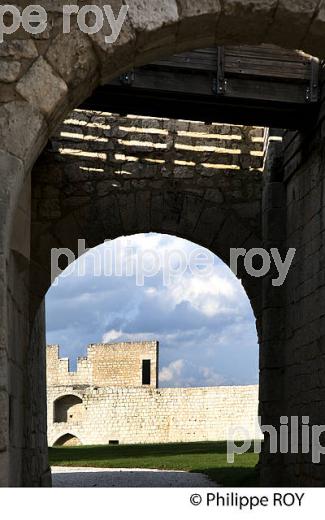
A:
[49, 441, 260, 486]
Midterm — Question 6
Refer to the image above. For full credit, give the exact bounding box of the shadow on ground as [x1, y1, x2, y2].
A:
[52, 467, 216, 487]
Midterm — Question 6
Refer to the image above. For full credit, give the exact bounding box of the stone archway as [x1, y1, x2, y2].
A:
[2, 0, 325, 487]
[53, 434, 82, 447]
[30, 109, 264, 315]
[49, 395, 84, 447]
[27, 107, 264, 488]
[53, 395, 83, 424]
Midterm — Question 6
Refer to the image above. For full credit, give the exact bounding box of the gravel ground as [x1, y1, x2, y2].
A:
[51, 467, 216, 487]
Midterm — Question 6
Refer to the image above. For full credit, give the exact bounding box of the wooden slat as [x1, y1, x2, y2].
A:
[111, 69, 214, 96]
[224, 77, 307, 104]
[224, 55, 310, 81]
[112, 69, 309, 103]
[154, 49, 217, 72]
[225, 45, 311, 63]
[153, 45, 313, 81]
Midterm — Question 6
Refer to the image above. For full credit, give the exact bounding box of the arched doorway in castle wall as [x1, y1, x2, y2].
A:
[45, 231, 260, 452]
[5, 0, 325, 488]
[32, 102, 264, 463]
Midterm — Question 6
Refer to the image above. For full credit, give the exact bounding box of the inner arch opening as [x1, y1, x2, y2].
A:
[46, 233, 259, 386]
[54, 434, 82, 447]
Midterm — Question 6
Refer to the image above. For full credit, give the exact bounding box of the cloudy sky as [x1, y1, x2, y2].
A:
[46, 233, 258, 387]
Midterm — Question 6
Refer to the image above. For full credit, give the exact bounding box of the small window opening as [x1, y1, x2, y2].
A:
[142, 359, 151, 385]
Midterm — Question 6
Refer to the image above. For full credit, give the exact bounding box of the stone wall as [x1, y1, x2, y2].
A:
[48, 385, 261, 447]
[5, 175, 50, 486]
[253, 69, 325, 486]
[47, 344, 260, 446]
[268, 70, 325, 485]
[47, 342, 158, 388]
[3, 0, 325, 486]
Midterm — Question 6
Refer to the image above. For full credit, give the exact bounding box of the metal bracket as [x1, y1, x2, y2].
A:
[119, 70, 135, 87]
[213, 47, 227, 96]
[306, 58, 320, 103]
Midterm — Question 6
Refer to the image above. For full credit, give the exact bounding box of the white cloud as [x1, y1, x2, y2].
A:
[199, 367, 226, 386]
[102, 329, 157, 344]
[159, 359, 184, 384]
[47, 233, 258, 387]
[159, 266, 247, 318]
[102, 329, 123, 343]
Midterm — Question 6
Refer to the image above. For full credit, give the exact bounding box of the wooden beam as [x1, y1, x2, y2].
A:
[81, 45, 320, 130]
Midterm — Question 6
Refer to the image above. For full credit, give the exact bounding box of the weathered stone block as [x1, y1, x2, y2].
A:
[46, 29, 98, 88]
[0, 61, 21, 83]
[0, 390, 8, 452]
[267, 0, 319, 48]
[303, 1, 325, 57]
[176, 0, 220, 50]
[0, 40, 38, 59]
[16, 57, 68, 117]
[0, 102, 45, 162]
[128, 0, 179, 57]
[217, 0, 277, 45]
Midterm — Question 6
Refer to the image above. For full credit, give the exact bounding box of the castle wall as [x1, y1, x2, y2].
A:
[47, 385, 261, 446]
[47, 342, 158, 388]
[47, 344, 261, 446]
